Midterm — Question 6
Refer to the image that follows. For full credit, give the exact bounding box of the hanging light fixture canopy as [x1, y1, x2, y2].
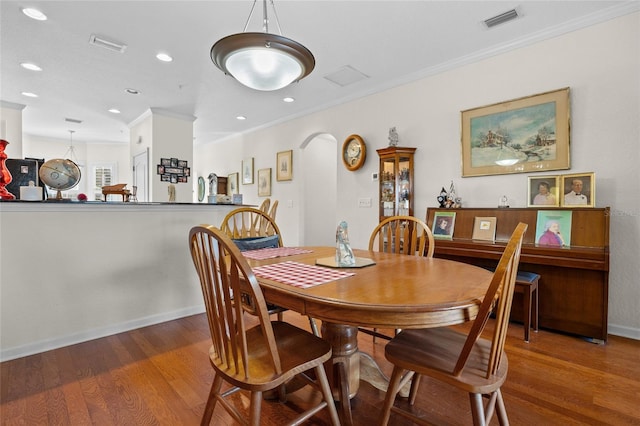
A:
[210, 0, 315, 91]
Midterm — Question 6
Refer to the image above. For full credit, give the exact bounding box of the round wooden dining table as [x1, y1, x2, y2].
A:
[245, 246, 493, 425]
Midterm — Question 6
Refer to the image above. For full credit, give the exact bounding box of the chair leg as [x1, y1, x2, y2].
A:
[314, 364, 341, 426]
[277, 311, 284, 321]
[408, 373, 421, 405]
[495, 389, 509, 425]
[309, 316, 320, 337]
[522, 285, 532, 342]
[249, 391, 263, 426]
[532, 285, 539, 331]
[201, 374, 223, 426]
[483, 391, 498, 424]
[380, 366, 405, 426]
[469, 393, 487, 426]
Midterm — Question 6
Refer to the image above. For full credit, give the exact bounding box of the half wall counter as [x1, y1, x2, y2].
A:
[0, 201, 245, 361]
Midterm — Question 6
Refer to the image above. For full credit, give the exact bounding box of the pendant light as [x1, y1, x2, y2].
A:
[64, 130, 82, 167]
[210, 0, 315, 91]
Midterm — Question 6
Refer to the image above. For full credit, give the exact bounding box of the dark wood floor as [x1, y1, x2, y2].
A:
[2, 312, 639, 425]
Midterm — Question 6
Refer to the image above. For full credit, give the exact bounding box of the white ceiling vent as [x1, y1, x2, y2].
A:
[324, 66, 369, 87]
[484, 9, 520, 28]
[89, 34, 127, 53]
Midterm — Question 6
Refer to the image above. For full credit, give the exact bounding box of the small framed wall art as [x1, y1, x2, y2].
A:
[242, 157, 254, 185]
[276, 150, 293, 181]
[227, 172, 239, 195]
[257, 168, 271, 197]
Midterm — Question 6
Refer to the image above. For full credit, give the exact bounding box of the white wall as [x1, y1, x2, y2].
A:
[0, 203, 239, 361]
[195, 13, 640, 338]
[0, 102, 24, 157]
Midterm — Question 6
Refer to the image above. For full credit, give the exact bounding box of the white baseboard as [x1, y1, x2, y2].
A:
[608, 324, 640, 341]
[0, 305, 205, 362]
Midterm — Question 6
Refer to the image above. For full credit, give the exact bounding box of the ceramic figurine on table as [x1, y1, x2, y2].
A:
[336, 221, 355, 266]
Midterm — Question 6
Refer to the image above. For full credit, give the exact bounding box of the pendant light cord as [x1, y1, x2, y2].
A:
[241, 0, 283, 35]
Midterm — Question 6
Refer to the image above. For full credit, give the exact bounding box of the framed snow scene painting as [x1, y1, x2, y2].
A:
[461, 87, 570, 177]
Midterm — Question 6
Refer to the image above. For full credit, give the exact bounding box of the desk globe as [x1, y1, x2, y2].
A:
[39, 158, 81, 200]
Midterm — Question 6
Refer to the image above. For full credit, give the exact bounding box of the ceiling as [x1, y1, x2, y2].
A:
[1, 1, 636, 146]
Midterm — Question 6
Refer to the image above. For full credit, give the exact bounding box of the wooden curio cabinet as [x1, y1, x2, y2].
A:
[377, 147, 416, 222]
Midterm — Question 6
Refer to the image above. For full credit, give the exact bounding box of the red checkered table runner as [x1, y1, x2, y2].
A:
[252, 261, 355, 289]
[241, 247, 313, 260]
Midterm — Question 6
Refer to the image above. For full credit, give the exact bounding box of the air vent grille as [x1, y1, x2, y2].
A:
[65, 118, 82, 124]
[89, 34, 127, 53]
[484, 9, 519, 28]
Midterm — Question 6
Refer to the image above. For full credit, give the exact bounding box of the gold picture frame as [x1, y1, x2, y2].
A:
[461, 87, 571, 177]
[257, 168, 271, 197]
[276, 150, 293, 181]
[242, 157, 254, 185]
[528, 175, 560, 207]
[561, 172, 595, 207]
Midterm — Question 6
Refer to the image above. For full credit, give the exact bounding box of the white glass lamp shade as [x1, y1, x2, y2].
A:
[211, 32, 315, 91]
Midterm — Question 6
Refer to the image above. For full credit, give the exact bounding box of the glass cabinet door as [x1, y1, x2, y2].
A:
[377, 147, 416, 222]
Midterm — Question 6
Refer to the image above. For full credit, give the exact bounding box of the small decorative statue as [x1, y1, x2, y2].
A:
[388, 126, 399, 147]
[207, 173, 218, 197]
[336, 221, 355, 267]
[437, 187, 448, 208]
[168, 184, 176, 202]
[436, 181, 462, 208]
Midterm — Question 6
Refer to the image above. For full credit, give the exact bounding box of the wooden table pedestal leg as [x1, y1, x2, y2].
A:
[321, 321, 359, 426]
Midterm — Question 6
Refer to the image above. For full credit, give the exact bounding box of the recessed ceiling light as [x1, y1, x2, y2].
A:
[236, 116, 247, 120]
[283, 97, 295, 103]
[22, 8, 47, 21]
[21, 92, 38, 98]
[125, 88, 140, 95]
[156, 53, 173, 62]
[108, 108, 121, 114]
[20, 62, 42, 71]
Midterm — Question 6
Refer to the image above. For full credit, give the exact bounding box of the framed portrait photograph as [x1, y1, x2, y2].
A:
[227, 172, 239, 195]
[276, 150, 293, 181]
[528, 175, 560, 207]
[432, 211, 456, 240]
[561, 172, 595, 207]
[257, 168, 271, 197]
[461, 87, 570, 177]
[242, 157, 254, 185]
[160, 158, 171, 166]
[536, 210, 572, 247]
